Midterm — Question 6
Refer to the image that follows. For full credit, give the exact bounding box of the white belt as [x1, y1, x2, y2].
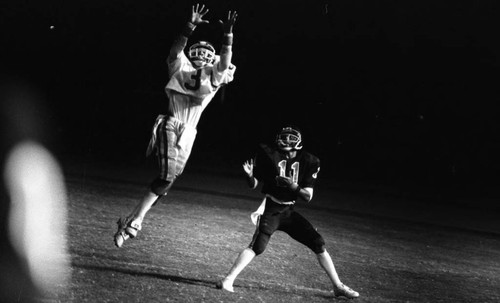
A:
[266, 194, 295, 205]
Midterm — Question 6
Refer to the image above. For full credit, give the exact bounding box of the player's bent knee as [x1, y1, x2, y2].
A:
[150, 178, 171, 196]
[311, 236, 326, 254]
[250, 245, 265, 256]
[249, 237, 268, 256]
[250, 231, 270, 256]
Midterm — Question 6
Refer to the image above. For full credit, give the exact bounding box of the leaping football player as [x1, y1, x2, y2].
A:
[216, 126, 360, 299]
[114, 4, 237, 248]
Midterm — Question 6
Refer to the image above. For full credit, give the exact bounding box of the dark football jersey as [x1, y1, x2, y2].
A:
[253, 144, 320, 202]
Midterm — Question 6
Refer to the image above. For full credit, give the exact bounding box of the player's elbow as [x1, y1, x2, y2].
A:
[167, 52, 179, 65]
[252, 179, 259, 189]
[217, 61, 230, 72]
[247, 177, 258, 189]
[217, 52, 232, 72]
[303, 188, 313, 202]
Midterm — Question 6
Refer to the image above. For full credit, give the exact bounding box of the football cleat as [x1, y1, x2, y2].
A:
[334, 283, 359, 299]
[114, 217, 130, 248]
[215, 279, 234, 292]
[114, 216, 140, 248]
[114, 229, 129, 248]
[126, 219, 142, 238]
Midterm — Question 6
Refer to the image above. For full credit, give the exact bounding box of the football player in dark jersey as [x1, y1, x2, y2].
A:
[216, 126, 359, 299]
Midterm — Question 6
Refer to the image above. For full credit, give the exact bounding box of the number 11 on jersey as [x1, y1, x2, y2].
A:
[278, 160, 299, 184]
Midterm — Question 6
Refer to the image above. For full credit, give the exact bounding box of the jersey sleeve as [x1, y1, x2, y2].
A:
[167, 51, 188, 79]
[210, 55, 236, 87]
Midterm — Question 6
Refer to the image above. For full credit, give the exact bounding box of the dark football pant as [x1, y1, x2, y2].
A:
[249, 199, 326, 255]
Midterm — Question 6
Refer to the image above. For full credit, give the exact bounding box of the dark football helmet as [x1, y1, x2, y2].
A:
[276, 126, 303, 151]
[188, 41, 216, 67]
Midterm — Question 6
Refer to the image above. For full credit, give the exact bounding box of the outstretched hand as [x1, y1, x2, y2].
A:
[219, 10, 238, 34]
[242, 159, 254, 177]
[190, 3, 210, 26]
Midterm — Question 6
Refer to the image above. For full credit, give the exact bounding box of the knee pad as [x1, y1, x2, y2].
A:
[150, 178, 171, 196]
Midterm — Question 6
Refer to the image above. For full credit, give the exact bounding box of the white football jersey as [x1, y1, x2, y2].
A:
[165, 51, 236, 127]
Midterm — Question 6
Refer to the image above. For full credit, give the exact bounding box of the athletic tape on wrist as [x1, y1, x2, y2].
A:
[223, 33, 233, 46]
[182, 22, 196, 37]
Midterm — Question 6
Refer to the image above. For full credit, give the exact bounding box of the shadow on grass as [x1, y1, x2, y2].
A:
[73, 262, 216, 288]
[72, 262, 335, 300]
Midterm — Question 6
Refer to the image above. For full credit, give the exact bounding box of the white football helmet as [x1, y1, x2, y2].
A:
[276, 126, 303, 151]
[188, 41, 216, 67]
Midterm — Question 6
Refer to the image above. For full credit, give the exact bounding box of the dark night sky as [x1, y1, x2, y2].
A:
[2, 0, 500, 193]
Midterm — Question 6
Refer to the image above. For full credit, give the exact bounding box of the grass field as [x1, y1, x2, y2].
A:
[47, 159, 500, 302]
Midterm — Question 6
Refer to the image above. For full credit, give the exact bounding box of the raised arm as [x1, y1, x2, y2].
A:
[167, 3, 210, 64]
[217, 10, 238, 71]
[243, 158, 258, 189]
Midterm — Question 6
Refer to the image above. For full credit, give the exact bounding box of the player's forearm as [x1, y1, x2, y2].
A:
[168, 22, 195, 62]
[291, 184, 313, 202]
[246, 174, 258, 189]
[218, 33, 233, 71]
